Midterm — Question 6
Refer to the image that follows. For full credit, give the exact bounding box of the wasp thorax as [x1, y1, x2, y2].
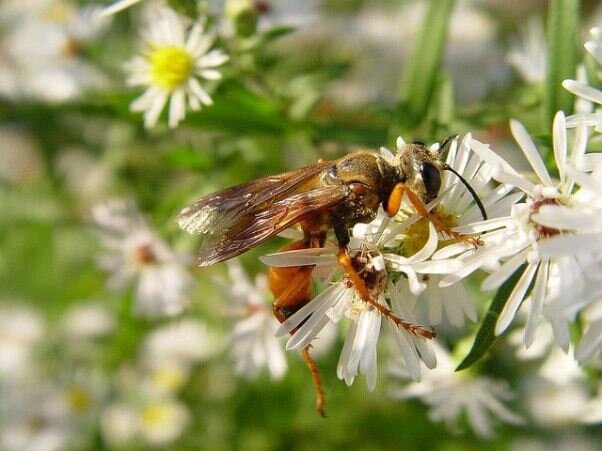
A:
[394, 143, 444, 204]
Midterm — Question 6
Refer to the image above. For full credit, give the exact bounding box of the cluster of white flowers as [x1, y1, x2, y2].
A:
[101, 318, 221, 448]
[254, 27, 602, 433]
[0, 0, 109, 102]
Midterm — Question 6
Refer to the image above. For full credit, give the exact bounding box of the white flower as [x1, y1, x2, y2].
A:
[506, 17, 547, 84]
[524, 347, 602, 427]
[138, 399, 190, 446]
[389, 342, 524, 438]
[0, 305, 45, 378]
[126, 8, 228, 128]
[62, 302, 115, 340]
[226, 260, 288, 381]
[0, 1, 109, 102]
[142, 319, 222, 369]
[92, 199, 193, 318]
[381, 135, 520, 327]
[443, 112, 599, 349]
[100, 403, 138, 447]
[263, 221, 438, 387]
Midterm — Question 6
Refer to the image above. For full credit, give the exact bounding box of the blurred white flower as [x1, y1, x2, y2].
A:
[0, 0, 109, 102]
[389, 342, 524, 438]
[100, 402, 138, 448]
[226, 260, 288, 381]
[101, 398, 190, 448]
[0, 305, 45, 378]
[138, 399, 190, 446]
[142, 318, 222, 369]
[62, 302, 115, 341]
[0, 379, 89, 451]
[524, 347, 601, 427]
[126, 7, 228, 128]
[92, 199, 193, 318]
[506, 17, 547, 84]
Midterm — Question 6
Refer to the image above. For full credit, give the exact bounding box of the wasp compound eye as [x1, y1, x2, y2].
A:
[420, 162, 441, 200]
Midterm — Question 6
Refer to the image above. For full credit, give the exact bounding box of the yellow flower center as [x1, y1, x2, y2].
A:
[152, 367, 186, 392]
[142, 403, 172, 427]
[66, 387, 91, 412]
[149, 46, 193, 90]
[402, 206, 457, 256]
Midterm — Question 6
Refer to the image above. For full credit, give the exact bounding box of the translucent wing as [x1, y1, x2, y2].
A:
[177, 161, 347, 266]
[193, 185, 347, 266]
[178, 160, 332, 236]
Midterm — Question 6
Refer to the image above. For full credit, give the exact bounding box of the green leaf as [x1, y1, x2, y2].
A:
[456, 265, 526, 371]
[544, 0, 579, 130]
[399, 0, 455, 127]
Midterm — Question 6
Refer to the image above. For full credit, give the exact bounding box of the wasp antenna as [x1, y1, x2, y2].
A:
[437, 134, 458, 153]
[443, 164, 488, 220]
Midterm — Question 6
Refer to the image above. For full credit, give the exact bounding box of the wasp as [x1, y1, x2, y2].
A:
[178, 137, 486, 415]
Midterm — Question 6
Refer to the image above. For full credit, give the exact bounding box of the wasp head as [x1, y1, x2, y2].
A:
[393, 140, 450, 204]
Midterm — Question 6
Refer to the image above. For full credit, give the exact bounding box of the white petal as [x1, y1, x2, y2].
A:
[510, 119, 552, 186]
[482, 249, 529, 291]
[260, 248, 337, 267]
[563, 79, 602, 104]
[537, 233, 602, 257]
[495, 263, 538, 335]
[524, 259, 548, 347]
[553, 111, 567, 183]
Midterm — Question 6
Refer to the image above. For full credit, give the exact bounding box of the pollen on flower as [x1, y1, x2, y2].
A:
[149, 46, 193, 90]
[528, 197, 564, 239]
[134, 244, 157, 266]
[402, 206, 457, 256]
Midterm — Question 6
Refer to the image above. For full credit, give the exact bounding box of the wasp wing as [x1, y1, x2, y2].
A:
[177, 160, 332, 236]
[177, 160, 345, 266]
[190, 185, 347, 266]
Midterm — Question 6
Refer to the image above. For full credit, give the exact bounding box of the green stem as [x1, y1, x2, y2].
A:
[544, 0, 579, 131]
[399, 0, 455, 128]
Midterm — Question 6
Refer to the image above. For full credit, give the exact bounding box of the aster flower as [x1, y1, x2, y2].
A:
[142, 319, 222, 370]
[531, 163, 602, 361]
[381, 135, 521, 328]
[262, 213, 441, 387]
[126, 8, 228, 128]
[61, 302, 115, 341]
[389, 342, 524, 438]
[92, 199, 193, 318]
[0, 305, 45, 378]
[225, 260, 288, 381]
[446, 112, 598, 349]
[0, 0, 109, 103]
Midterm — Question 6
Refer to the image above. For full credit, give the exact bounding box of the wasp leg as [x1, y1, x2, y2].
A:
[302, 346, 326, 417]
[389, 182, 482, 247]
[268, 239, 326, 417]
[336, 246, 436, 339]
